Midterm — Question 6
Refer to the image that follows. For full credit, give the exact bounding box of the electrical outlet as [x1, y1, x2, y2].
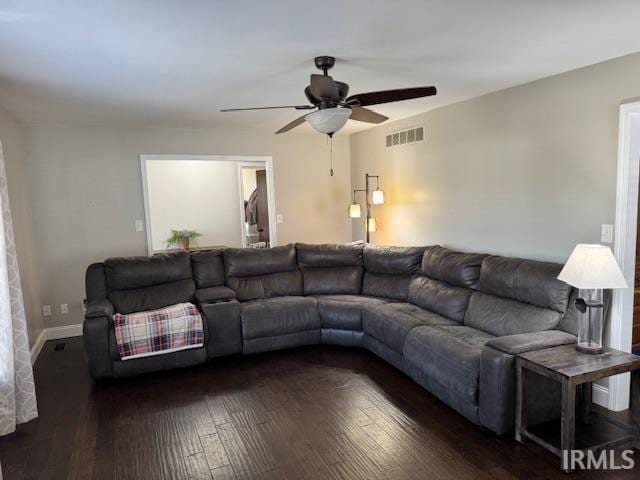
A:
[601, 224, 613, 244]
[276, 214, 284, 224]
[60, 303, 69, 315]
[43, 305, 51, 317]
[135, 220, 144, 232]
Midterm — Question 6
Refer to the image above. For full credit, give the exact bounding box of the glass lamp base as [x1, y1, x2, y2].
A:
[576, 341, 603, 355]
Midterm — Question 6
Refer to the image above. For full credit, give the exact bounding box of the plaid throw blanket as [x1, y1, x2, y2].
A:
[113, 303, 204, 360]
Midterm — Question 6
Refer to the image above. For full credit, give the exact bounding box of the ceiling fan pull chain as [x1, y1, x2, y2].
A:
[329, 134, 334, 176]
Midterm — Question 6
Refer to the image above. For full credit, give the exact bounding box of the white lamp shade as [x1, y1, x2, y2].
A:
[557, 244, 627, 289]
[372, 189, 384, 205]
[367, 217, 377, 233]
[349, 203, 361, 218]
[306, 107, 351, 135]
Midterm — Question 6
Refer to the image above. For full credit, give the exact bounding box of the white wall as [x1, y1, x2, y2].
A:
[0, 106, 43, 347]
[351, 53, 640, 263]
[145, 159, 243, 251]
[26, 125, 351, 328]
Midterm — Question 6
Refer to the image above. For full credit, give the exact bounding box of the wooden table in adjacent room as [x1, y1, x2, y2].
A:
[515, 344, 640, 472]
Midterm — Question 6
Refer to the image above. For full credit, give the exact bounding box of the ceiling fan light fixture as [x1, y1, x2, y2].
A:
[306, 107, 351, 135]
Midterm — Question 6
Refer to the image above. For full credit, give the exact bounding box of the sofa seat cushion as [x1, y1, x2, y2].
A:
[362, 302, 458, 354]
[315, 295, 391, 331]
[240, 296, 320, 340]
[381, 302, 461, 327]
[404, 325, 494, 405]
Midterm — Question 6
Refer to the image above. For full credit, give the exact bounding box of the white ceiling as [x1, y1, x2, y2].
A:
[1, 0, 640, 134]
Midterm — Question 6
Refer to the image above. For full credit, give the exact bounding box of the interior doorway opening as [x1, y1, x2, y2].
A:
[140, 155, 276, 254]
[238, 164, 271, 247]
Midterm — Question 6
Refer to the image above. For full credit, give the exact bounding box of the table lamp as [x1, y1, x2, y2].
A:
[557, 244, 627, 354]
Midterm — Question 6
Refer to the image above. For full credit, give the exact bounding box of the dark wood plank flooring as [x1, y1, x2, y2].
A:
[0, 337, 638, 479]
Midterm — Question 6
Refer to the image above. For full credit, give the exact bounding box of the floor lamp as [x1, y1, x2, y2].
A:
[349, 173, 384, 243]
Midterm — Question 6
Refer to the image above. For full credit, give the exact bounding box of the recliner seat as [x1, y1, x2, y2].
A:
[84, 242, 581, 435]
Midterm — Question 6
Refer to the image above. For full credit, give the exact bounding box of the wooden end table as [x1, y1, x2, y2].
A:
[515, 344, 640, 472]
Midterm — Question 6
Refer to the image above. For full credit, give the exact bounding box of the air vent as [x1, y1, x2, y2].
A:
[385, 126, 424, 148]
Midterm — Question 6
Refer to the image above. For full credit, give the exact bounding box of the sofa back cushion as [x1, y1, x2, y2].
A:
[224, 245, 302, 301]
[464, 292, 562, 337]
[478, 256, 572, 313]
[104, 252, 196, 314]
[362, 245, 426, 300]
[464, 256, 570, 336]
[191, 250, 226, 289]
[296, 243, 363, 295]
[420, 246, 486, 289]
[408, 276, 472, 322]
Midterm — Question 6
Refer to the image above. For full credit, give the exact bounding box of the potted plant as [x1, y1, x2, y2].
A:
[165, 229, 202, 250]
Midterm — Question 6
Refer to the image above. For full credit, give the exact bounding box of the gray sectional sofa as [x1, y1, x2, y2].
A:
[84, 243, 582, 435]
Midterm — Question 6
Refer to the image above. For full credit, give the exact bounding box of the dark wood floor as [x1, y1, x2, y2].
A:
[0, 338, 637, 480]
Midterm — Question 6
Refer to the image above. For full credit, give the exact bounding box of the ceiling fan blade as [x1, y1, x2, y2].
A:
[221, 105, 315, 112]
[349, 106, 388, 124]
[275, 114, 309, 134]
[310, 74, 339, 100]
[346, 86, 437, 107]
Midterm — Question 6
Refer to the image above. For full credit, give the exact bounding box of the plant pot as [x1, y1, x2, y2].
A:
[178, 238, 190, 250]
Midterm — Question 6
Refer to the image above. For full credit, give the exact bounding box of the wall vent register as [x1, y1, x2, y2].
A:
[386, 126, 424, 147]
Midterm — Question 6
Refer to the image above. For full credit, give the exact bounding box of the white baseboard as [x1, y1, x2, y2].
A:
[593, 383, 609, 408]
[45, 323, 83, 340]
[29, 330, 46, 364]
[30, 323, 83, 364]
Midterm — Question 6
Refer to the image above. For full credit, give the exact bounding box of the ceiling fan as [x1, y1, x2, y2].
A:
[221, 56, 437, 136]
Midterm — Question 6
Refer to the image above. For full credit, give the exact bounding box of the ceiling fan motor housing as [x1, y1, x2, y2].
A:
[314, 56, 335, 74]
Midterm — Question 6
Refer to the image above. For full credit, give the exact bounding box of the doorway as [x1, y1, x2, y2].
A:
[238, 164, 272, 247]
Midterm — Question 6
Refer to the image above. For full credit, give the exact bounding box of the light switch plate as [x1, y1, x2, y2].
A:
[60, 303, 69, 314]
[601, 224, 613, 243]
[135, 220, 144, 232]
[276, 214, 284, 224]
[43, 305, 51, 317]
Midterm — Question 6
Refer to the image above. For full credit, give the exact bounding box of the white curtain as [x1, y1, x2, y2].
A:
[0, 139, 37, 436]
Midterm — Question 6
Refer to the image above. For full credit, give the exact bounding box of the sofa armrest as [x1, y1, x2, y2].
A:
[195, 286, 236, 306]
[83, 315, 113, 379]
[485, 330, 577, 356]
[200, 300, 242, 357]
[85, 298, 115, 319]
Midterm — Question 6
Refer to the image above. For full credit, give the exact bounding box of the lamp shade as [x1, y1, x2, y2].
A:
[372, 189, 385, 205]
[367, 217, 377, 233]
[557, 244, 627, 289]
[349, 203, 361, 218]
[306, 107, 351, 135]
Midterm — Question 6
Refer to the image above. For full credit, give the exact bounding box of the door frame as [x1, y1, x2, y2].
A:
[610, 100, 640, 411]
[140, 154, 277, 255]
